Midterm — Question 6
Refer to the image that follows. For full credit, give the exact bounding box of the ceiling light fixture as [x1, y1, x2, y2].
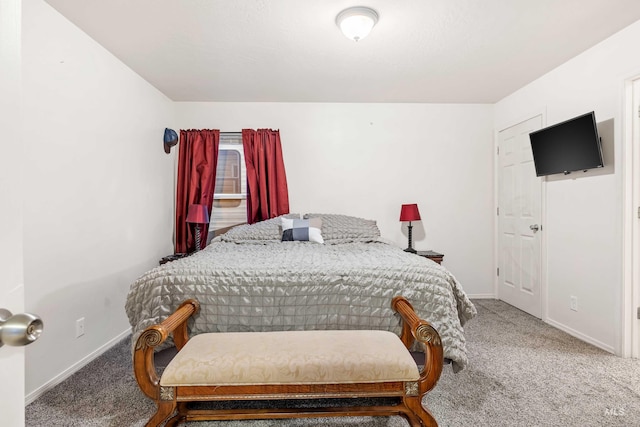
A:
[336, 6, 378, 42]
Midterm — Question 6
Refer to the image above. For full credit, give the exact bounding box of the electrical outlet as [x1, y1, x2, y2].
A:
[570, 296, 578, 312]
[76, 317, 85, 338]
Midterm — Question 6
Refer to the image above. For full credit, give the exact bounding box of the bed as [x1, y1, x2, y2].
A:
[125, 214, 476, 372]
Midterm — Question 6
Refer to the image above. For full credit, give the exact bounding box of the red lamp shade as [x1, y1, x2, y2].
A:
[399, 204, 421, 222]
[186, 204, 210, 224]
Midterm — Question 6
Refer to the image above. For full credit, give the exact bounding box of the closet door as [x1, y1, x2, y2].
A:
[497, 115, 543, 318]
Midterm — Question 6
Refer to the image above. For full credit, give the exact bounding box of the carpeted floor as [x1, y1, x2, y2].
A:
[26, 300, 640, 426]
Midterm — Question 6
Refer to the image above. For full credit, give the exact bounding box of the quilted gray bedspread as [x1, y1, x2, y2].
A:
[126, 239, 476, 371]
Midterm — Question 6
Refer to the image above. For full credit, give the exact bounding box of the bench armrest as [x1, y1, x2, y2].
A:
[392, 296, 443, 394]
[133, 299, 200, 399]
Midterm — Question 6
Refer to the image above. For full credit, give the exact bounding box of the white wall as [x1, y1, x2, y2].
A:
[22, 0, 175, 399]
[177, 102, 495, 297]
[495, 20, 640, 353]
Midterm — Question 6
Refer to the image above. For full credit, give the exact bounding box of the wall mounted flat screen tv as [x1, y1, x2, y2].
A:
[529, 111, 604, 177]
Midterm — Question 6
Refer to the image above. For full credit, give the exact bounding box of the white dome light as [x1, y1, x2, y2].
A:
[336, 7, 379, 42]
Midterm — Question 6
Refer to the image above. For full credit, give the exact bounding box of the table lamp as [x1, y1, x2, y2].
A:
[400, 204, 421, 253]
[186, 204, 210, 252]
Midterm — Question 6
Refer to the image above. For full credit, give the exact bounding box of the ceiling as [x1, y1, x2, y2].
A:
[44, 0, 640, 103]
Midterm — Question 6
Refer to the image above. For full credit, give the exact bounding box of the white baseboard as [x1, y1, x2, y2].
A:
[467, 293, 496, 299]
[545, 317, 615, 354]
[25, 328, 131, 405]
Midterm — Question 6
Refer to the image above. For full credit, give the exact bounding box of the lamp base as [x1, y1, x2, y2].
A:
[405, 222, 416, 254]
[194, 226, 202, 252]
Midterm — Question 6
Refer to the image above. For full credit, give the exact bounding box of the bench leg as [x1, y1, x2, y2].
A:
[164, 414, 184, 427]
[163, 402, 189, 427]
[146, 400, 176, 427]
[403, 396, 438, 427]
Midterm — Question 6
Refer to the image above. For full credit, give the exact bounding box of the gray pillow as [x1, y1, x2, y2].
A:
[219, 214, 301, 243]
[303, 213, 380, 244]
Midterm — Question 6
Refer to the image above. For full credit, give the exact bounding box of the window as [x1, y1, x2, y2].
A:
[215, 149, 241, 195]
[211, 133, 247, 234]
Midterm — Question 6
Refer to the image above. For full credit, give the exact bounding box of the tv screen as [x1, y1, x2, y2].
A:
[529, 111, 604, 177]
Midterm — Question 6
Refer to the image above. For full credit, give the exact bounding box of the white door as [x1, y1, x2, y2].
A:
[498, 116, 543, 318]
[1, 0, 26, 425]
[0, 291, 26, 427]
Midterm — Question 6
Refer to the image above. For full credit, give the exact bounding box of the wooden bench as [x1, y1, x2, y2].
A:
[133, 296, 444, 426]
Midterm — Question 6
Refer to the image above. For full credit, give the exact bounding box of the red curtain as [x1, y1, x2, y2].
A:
[175, 129, 220, 253]
[242, 129, 290, 224]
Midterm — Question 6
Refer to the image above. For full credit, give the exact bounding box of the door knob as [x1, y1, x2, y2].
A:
[0, 308, 43, 348]
[530, 224, 540, 233]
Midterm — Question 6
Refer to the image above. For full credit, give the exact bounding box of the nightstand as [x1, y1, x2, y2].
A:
[416, 250, 444, 265]
[159, 253, 189, 265]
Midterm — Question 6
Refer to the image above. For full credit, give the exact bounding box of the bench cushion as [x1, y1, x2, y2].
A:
[160, 330, 420, 386]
